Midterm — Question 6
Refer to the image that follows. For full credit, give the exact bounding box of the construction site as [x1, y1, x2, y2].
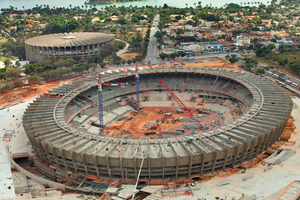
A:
[1, 59, 300, 200]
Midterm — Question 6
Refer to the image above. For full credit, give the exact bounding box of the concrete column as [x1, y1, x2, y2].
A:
[158, 141, 165, 180]
[92, 155, 100, 177]
[81, 45, 84, 59]
[58, 147, 68, 171]
[105, 154, 111, 178]
[211, 150, 218, 174]
[240, 142, 250, 164]
[254, 135, 263, 158]
[200, 153, 206, 174]
[222, 148, 229, 170]
[42, 46, 44, 60]
[232, 144, 241, 167]
[247, 139, 257, 161]
[71, 149, 78, 174]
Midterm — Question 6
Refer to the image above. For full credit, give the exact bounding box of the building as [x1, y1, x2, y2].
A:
[25, 32, 115, 62]
[22, 67, 292, 181]
[233, 35, 251, 46]
[206, 42, 224, 53]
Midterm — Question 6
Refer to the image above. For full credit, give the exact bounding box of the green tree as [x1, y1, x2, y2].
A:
[159, 53, 167, 60]
[100, 62, 106, 68]
[229, 54, 238, 63]
[253, 68, 265, 74]
[3, 58, 11, 67]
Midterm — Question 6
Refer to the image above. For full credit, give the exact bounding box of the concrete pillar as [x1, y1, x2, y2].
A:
[41, 46, 44, 60]
[222, 148, 229, 170]
[247, 139, 257, 161]
[232, 144, 241, 167]
[105, 154, 111, 178]
[200, 153, 206, 174]
[211, 150, 218, 174]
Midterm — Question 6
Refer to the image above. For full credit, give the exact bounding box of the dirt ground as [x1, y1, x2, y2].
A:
[103, 107, 230, 139]
[0, 37, 7, 45]
[118, 52, 141, 60]
[104, 108, 190, 139]
[0, 77, 78, 107]
[173, 58, 239, 69]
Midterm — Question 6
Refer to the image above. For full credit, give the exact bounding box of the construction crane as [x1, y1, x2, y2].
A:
[98, 74, 128, 134]
[157, 124, 163, 138]
[135, 62, 140, 110]
[199, 54, 230, 113]
[158, 80, 204, 130]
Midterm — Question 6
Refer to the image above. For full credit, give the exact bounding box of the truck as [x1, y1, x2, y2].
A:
[176, 108, 184, 113]
[277, 77, 286, 82]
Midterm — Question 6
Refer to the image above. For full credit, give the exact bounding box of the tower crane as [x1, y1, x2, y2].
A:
[98, 74, 128, 134]
[199, 54, 230, 113]
[135, 62, 140, 110]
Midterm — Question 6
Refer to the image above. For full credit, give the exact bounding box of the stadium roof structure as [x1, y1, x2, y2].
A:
[25, 32, 115, 47]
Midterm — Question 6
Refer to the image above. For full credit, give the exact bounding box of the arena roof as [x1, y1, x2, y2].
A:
[25, 32, 115, 47]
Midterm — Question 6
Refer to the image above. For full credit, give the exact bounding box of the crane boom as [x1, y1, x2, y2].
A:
[158, 80, 204, 130]
[158, 79, 194, 119]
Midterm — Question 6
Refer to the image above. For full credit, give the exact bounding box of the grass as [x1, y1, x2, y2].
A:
[241, 54, 300, 77]
[0, 56, 8, 62]
[242, 54, 287, 72]
[0, 37, 7, 45]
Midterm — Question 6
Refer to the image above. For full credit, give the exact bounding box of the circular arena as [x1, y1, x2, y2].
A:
[25, 32, 115, 62]
[23, 66, 292, 181]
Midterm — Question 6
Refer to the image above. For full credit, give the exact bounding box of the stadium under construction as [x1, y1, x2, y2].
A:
[22, 65, 292, 183]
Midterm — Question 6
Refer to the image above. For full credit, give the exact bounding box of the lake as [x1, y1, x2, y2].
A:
[0, 0, 270, 10]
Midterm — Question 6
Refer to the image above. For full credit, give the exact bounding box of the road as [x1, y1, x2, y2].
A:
[146, 14, 160, 62]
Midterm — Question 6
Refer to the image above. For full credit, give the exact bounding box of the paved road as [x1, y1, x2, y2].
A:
[146, 14, 160, 62]
[116, 40, 129, 56]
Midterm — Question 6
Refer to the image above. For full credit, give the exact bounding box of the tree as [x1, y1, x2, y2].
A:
[159, 53, 167, 60]
[3, 58, 11, 67]
[100, 62, 106, 68]
[115, 61, 121, 66]
[4, 67, 19, 79]
[229, 54, 238, 63]
[122, 60, 126, 66]
[127, 59, 132, 65]
[253, 68, 265, 74]
[278, 72, 286, 77]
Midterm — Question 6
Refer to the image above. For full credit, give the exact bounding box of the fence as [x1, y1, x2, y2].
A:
[217, 180, 230, 186]
[242, 173, 255, 181]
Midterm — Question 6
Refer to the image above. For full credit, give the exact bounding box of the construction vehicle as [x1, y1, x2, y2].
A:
[176, 108, 184, 113]
[196, 105, 209, 114]
[164, 113, 172, 117]
[147, 124, 163, 138]
[158, 109, 164, 114]
[130, 111, 138, 116]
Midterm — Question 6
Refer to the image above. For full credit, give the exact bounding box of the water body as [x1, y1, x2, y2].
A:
[0, 0, 270, 10]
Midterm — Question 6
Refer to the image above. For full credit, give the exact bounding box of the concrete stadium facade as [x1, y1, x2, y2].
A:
[22, 67, 292, 181]
[25, 32, 115, 62]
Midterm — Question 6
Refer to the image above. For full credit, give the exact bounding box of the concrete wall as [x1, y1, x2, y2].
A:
[9, 156, 66, 192]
